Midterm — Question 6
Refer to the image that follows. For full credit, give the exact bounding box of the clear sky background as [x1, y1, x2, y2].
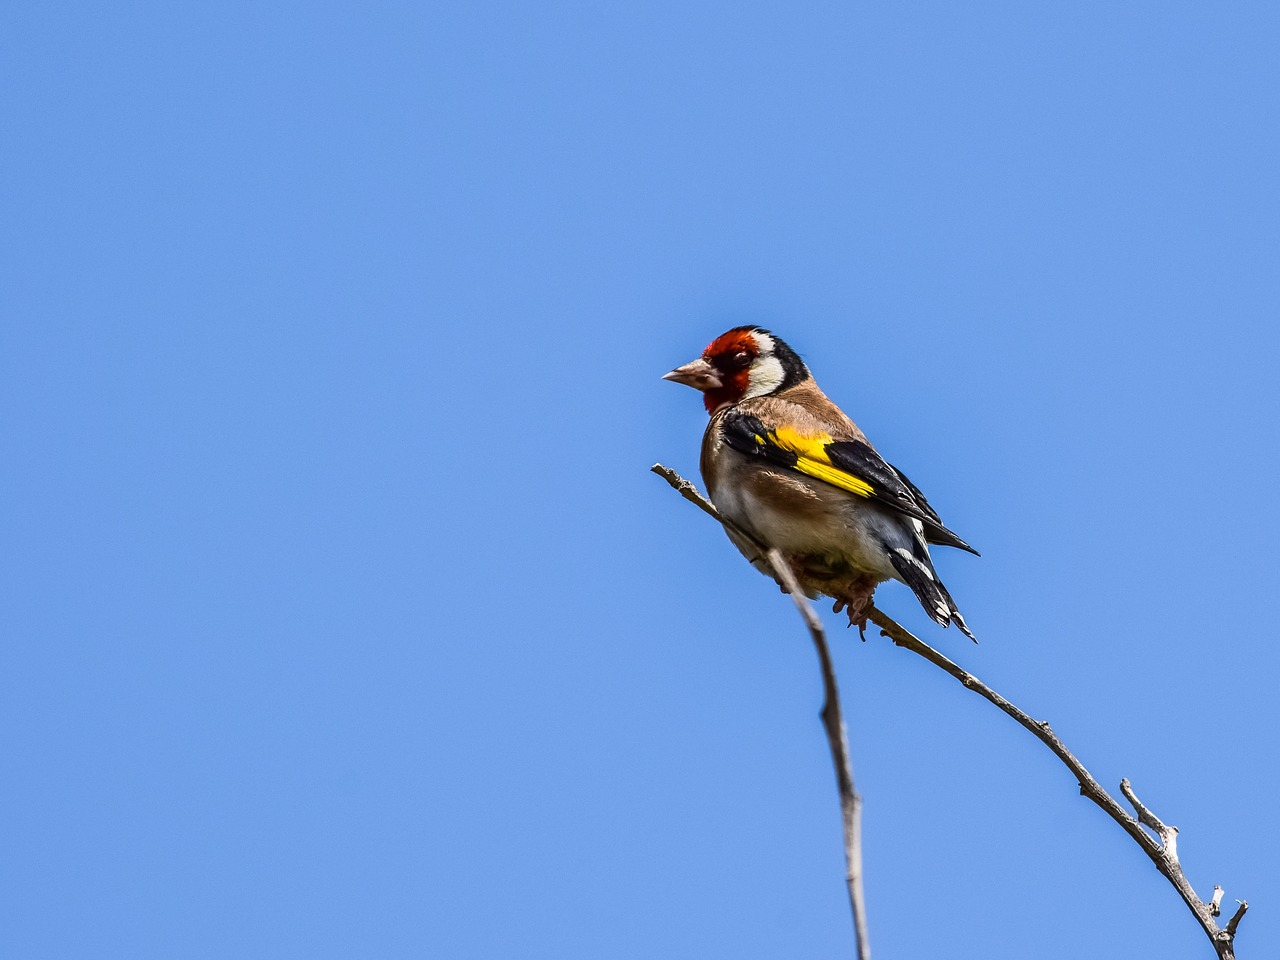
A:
[3, 2, 1278, 958]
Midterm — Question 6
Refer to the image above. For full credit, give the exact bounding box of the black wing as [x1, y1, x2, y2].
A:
[721, 412, 978, 556]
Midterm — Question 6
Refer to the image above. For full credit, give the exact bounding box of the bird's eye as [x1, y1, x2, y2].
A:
[733, 351, 752, 366]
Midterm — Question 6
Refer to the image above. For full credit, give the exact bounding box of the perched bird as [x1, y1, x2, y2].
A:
[663, 326, 977, 639]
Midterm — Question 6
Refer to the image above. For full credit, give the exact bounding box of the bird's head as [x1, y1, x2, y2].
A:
[663, 326, 810, 413]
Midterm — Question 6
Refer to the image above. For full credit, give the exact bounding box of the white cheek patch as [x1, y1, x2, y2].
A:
[743, 354, 786, 399]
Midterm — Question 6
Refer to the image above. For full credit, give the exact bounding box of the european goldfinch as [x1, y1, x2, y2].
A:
[664, 326, 977, 639]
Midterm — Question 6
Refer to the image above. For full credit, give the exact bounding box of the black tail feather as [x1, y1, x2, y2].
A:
[924, 524, 981, 557]
[886, 544, 977, 642]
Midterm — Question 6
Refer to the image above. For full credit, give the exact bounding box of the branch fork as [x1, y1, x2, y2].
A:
[653, 462, 1249, 960]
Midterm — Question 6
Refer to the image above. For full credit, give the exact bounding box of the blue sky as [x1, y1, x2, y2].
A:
[3, 1, 1278, 957]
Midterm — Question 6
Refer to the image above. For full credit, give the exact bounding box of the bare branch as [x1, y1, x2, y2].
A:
[653, 463, 1249, 960]
[867, 608, 1244, 959]
[767, 548, 870, 960]
[651, 463, 765, 552]
[652, 464, 869, 959]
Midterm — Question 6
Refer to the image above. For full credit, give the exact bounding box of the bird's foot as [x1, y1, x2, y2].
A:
[845, 609, 870, 640]
[834, 577, 878, 640]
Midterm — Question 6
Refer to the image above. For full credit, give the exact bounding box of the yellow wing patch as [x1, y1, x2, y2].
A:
[764, 426, 875, 499]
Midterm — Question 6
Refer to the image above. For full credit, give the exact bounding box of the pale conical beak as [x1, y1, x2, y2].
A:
[662, 357, 723, 390]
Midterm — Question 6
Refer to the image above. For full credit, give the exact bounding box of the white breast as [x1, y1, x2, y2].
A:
[708, 462, 902, 583]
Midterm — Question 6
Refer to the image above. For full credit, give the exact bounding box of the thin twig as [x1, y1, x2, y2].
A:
[651, 463, 763, 552]
[652, 462, 1248, 960]
[651, 464, 870, 959]
[767, 547, 870, 960]
[863, 609, 1242, 958]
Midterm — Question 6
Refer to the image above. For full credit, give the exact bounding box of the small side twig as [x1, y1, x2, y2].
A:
[652, 462, 1248, 960]
[1121, 777, 1179, 863]
[1210, 886, 1225, 918]
[1225, 901, 1249, 939]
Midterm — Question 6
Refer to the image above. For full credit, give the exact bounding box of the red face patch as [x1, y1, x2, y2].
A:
[703, 328, 758, 361]
[700, 329, 758, 412]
